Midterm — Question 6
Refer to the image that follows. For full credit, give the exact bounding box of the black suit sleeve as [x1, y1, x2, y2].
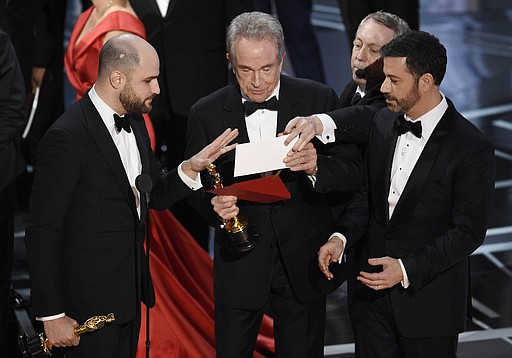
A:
[315, 88, 364, 193]
[327, 104, 382, 145]
[25, 127, 82, 316]
[0, 31, 26, 151]
[0, 30, 27, 191]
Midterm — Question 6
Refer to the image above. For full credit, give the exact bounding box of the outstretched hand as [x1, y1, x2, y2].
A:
[182, 128, 238, 179]
[282, 115, 323, 153]
[283, 142, 317, 175]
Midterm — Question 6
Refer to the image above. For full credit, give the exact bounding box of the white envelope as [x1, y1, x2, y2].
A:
[234, 136, 298, 177]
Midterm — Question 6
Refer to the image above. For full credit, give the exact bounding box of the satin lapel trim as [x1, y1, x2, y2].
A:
[373, 116, 399, 226]
[388, 110, 454, 230]
[81, 96, 137, 217]
[166, 0, 179, 18]
[145, 0, 162, 16]
[132, 114, 151, 224]
[220, 84, 250, 144]
[275, 76, 303, 135]
[339, 81, 358, 108]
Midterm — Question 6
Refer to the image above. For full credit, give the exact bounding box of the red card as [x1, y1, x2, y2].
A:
[207, 174, 291, 203]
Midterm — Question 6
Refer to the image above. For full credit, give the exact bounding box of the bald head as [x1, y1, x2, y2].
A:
[96, 34, 160, 115]
[98, 34, 156, 81]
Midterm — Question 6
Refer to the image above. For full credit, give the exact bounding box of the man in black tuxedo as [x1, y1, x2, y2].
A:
[25, 34, 238, 357]
[306, 31, 495, 357]
[131, 0, 252, 249]
[313, 11, 409, 222]
[185, 12, 362, 357]
[0, 29, 27, 352]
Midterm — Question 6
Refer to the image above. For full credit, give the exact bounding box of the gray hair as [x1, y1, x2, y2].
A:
[226, 11, 285, 64]
[358, 11, 410, 38]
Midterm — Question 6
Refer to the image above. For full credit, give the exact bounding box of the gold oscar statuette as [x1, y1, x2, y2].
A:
[207, 164, 260, 252]
[19, 313, 115, 357]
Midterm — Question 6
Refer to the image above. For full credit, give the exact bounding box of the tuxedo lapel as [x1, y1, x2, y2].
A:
[145, 0, 161, 16]
[372, 114, 399, 226]
[219, 84, 250, 144]
[339, 80, 358, 108]
[166, 0, 179, 17]
[132, 114, 152, 224]
[80, 95, 138, 218]
[276, 76, 305, 134]
[388, 107, 455, 230]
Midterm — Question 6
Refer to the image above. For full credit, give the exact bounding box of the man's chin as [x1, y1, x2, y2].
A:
[386, 103, 398, 112]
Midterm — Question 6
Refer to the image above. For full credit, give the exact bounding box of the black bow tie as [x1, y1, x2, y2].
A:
[243, 96, 279, 116]
[394, 115, 422, 138]
[113, 113, 131, 133]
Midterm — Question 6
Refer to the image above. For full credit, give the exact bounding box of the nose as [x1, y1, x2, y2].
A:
[380, 77, 390, 94]
[152, 79, 160, 95]
[355, 46, 368, 63]
[251, 71, 262, 88]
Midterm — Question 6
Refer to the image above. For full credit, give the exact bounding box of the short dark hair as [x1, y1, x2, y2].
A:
[98, 35, 141, 79]
[381, 30, 447, 85]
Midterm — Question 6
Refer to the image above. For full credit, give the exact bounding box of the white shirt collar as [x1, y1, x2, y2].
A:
[404, 92, 448, 141]
[356, 85, 365, 98]
[89, 85, 126, 135]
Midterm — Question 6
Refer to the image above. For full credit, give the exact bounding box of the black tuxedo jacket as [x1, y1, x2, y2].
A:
[321, 79, 387, 150]
[314, 79, 386, 198]
[26, 93, 193, 324]
[0, 30, 26, 192]
[336, 98, 495, 338]
[185, 75, 363, 310]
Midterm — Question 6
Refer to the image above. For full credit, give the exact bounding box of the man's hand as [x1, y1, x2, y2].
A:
[282, 115, 323, 152]
[43, 315, 80, 348]
[283, 142, 317, 175]
[357, 256, 403, 291]
[182, 128, 238, 179]
[318, 236, 345, 280]
[211, 195, 239, 221]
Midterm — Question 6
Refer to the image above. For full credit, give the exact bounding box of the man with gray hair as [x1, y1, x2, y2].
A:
[185, 11, 363, 357]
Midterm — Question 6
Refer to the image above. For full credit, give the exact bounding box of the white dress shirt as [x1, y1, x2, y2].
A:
[243, 83, 280, 142]
[90, 86, 143, 217]
[156, 0, 170, 17]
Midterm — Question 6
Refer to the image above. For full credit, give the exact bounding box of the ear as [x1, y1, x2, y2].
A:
[419, 73, 434, 93]
[110, 70, 124, 89]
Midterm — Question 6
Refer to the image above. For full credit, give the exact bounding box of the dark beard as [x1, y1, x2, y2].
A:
[119, 85, 153, 114]
[385, 82, 420, 113]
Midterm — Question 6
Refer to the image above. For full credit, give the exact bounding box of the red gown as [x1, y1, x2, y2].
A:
[64, 6, 275, 357]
